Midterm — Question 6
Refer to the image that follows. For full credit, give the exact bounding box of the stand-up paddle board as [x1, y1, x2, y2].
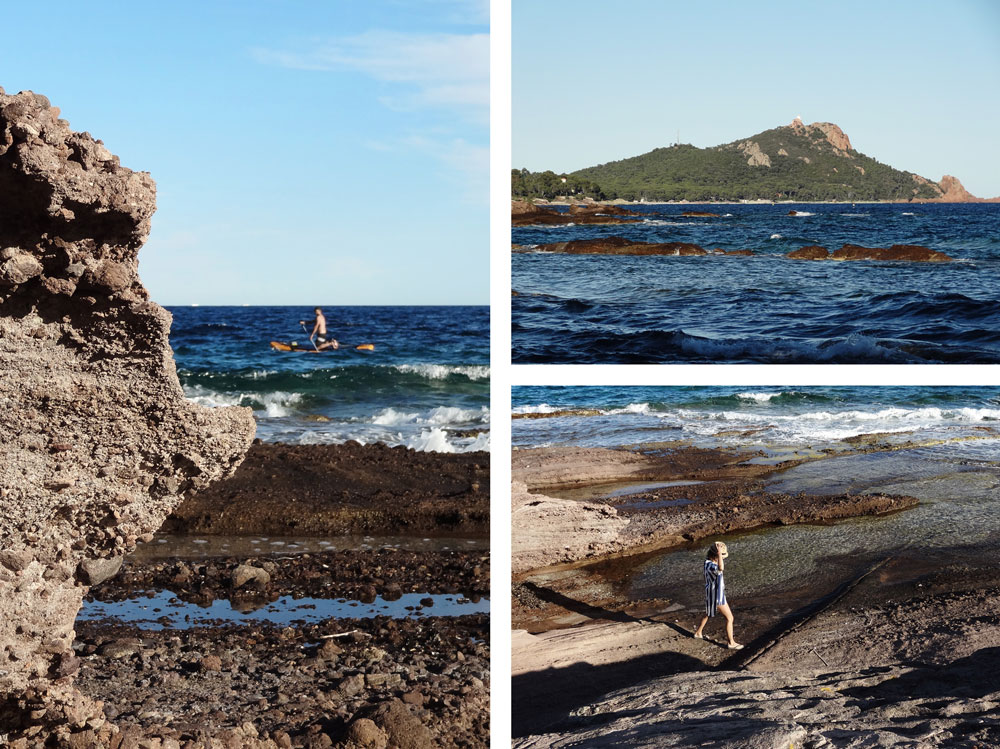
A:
[270, 341, 375, 353]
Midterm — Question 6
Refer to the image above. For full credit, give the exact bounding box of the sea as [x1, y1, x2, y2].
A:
[512, 385, 1000, 454]
[511, 203, 1000, 363]
[169, 305, 489, 452]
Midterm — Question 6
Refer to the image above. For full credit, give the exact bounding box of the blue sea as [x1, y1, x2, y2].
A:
[169, 306, 489, 452]
[511, 203, 1000, 363]
[512, 385, 1000, 452]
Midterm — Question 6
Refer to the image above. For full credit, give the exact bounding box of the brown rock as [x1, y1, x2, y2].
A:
[318, 639, 343, 659]
[199, 655, 222, 672]
[76, 555, 123, 585]
[231, 563, 270, 588]
[0, 89, 255, 740]
[536, 236, 708, 256]
[343, 719, 388, 749]
[360, 699, 434, 749]
[681, 211, 720, 217]
[787, 245, 830, 260]
[831, 243, 953, 262]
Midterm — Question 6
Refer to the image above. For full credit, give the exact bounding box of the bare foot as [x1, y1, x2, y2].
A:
[693, 632, 703, 639]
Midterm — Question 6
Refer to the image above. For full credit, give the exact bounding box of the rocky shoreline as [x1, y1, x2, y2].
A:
[511, 445, 914, 575]
[163, 442, 489, 537]
[511, 437, 1000, 746]
[514, 235, 955, 261]
[49, 444, 492, 749]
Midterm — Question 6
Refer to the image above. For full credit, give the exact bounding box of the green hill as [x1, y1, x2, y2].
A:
[525, 120, 948, 202]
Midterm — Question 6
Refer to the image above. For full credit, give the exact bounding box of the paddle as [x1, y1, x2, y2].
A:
[300, 321, 320, 352]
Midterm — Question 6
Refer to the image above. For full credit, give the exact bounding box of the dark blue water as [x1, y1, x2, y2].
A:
[512, 386, 1000, 450]
[168, 306, 489, 451]
[511, 203, 1000, 363]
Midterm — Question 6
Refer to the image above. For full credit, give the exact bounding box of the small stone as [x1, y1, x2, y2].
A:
[200, 654, 222, 672]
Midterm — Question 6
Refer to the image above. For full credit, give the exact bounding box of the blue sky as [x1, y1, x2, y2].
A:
[0, 0, 488, 305]
[514, 0, 1000, 198]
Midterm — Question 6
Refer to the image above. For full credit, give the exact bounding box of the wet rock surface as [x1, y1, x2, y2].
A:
[163, 442, 489, 536]
[511, 200, 637, 226]
[90, 548, 490, 606]
[788, 243, 954, 262]
[0, 88, 254, 742]
[527, 236, 710, 256]
[72, 548, 489, 748]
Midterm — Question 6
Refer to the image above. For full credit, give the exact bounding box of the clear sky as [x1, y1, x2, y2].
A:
[514, 0, 1000, 198]
[0, 0, 488, 305]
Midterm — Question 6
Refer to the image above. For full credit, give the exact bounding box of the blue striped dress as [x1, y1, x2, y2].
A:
[704, 559, 727, 617]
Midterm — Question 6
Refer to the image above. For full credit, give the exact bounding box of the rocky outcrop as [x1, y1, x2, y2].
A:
[512, 200, 637, 226]
[737, 140, 771, 167]
[787, 245, 830, 260]
[935, 174, 978, 202]
[0, 89, 255, 743]
[810, 121, 853, 154]
[832, 243, 953, 262]
[533, 237, 708, 256]
[786, 244, 952, 262]
[682, 210, 720, 217]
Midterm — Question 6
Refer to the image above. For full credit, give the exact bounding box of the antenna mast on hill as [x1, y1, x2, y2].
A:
[676, 129, 680, 146]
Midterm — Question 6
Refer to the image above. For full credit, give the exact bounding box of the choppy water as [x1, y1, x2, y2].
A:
[511, 203, 1000, 363]
[512, 385, 1000, 451]
[169, 306, 489, 452]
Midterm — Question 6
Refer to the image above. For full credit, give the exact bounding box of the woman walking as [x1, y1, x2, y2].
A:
[693, 541, 743, 650]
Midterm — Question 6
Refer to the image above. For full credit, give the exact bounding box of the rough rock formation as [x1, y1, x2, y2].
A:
[831, 243, 953, 262]
[511, 200, 637, 226]
[531, 237, 709, 256]
[737, 140, 771, 167]
[0, 89, 255, 743]
[787, 245, 830, 260]
[786, 244, 953, 262]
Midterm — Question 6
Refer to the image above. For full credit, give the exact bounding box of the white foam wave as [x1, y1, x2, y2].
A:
[736, 391, 784, 403]
[902, 212, 915, 216]
[512, 403, 560, 415]
[371, 405, 489, 427]
[769, 233, 783, 239]
[609, 402, 652, 415]
[183, 385, 303, 417]
[393, 364, 490, 381]
[840, 213, 870, 217]
[789, 211, 815, 216]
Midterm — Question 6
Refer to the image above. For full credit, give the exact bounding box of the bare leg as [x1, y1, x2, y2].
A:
[718, 603, 739, 646]
[693, 615, 708, 638]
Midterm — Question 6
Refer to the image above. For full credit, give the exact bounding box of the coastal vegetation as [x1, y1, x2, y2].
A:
[515, 121, 945, 202]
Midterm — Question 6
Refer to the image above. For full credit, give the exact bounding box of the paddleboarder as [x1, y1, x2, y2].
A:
[692, 541, 743, 650]
[300, 307, 339, 351]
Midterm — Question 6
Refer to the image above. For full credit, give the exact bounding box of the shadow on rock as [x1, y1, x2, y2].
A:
[513, 649, 706, 738]
[843, 646, 1000, 704]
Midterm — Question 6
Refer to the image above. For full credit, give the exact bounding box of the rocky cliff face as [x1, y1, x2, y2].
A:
[0, 88, 255, 743]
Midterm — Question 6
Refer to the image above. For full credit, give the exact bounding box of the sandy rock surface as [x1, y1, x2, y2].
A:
[0, 88, 254, 742]
[512, 481, 629, 574]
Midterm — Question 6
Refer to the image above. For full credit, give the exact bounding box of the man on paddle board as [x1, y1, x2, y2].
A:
[301, 307, 339, 350]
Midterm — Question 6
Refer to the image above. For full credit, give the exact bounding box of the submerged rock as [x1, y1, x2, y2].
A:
[831, 243, 953, 262]
[787, 245, 830, 260]
[0, 88, 255, 740]
[534, 236, 708, 256]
